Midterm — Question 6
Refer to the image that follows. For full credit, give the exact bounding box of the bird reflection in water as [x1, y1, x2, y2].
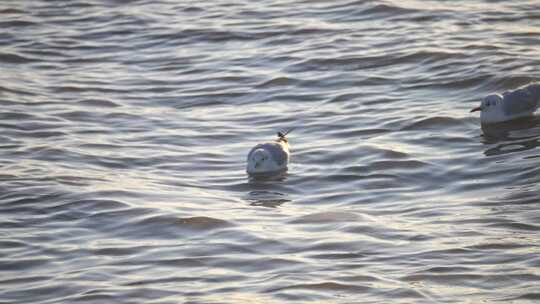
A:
[481, 116, 540, 156]
[245, 173, 291, 208]
[245, 190, 291, 208]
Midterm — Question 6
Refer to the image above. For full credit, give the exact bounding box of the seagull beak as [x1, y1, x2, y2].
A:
[470, 106, 482, 113]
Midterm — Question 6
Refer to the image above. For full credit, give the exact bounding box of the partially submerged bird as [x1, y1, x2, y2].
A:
[246, 129, 292, 175]
[471, 82, 540, 124]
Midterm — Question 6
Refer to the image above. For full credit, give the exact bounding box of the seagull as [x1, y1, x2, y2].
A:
[471, 82, 540, 124]
[246, 129, 293, 175]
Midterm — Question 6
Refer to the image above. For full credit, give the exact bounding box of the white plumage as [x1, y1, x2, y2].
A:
[246, 131, 291, 175]
[471, 82, 540, 124]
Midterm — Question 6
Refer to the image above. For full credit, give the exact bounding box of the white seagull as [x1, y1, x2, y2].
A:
[471, 82, 540, 124]
[246, 129, 293, 175]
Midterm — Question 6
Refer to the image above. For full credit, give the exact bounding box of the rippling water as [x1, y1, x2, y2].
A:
[1, 0, 540, 303]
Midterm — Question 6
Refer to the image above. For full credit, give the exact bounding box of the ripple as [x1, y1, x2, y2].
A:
[136, 215, 234, 233]
[0, 8, 25, 14]
[255, 76, 300, 89]
[0, 258, 51, 272]
[507, 293, 540, 301]
[267, 281, 371, 293]
[401, 116, 466, 131]
[290, 211, 365, 224]
[76, 99, 120, 108]
[0, 275, 51, 286]
[488, 222, 540, 231]
[125, 275, 198, 287]
[0, 85, 38, 96]
[0, 52, 37, 63]
[0, 20, 36, 27]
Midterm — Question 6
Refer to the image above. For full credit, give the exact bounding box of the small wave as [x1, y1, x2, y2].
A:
[401, 116, 465, 131]
[18, 130, 66, 138]
[405, 74, 491, 90]
[139, 257, 207, 269]
[256, 76, 299, 89]
[420, 266, 474, 273]
[290, 211, 364, 224]
[0, 85, 38, 96]
[287, 49, 464, 73]
[488, 222, 540, 231]
[50, 85, 127, 94]
[137, 215, 233, 232]
[0, 275, 51, 286]
[329, 128, 390, 140]
[0, 257, 51, 271]
[0, 240, 26, 249]
[267, 281, 370, 293]
[0, 192, 66, 208]
[77, 99, 120, 108]
[0, 20, 36, 27]
[400, 273, 487, 285]
[306, 0, 419, 17]
[466, 242, 529, 250]
[326, 92, 363, 104]
[51, 199, 128, 213]
[361, 3, 419, 16]
[0, 119, 64, 131]
[308, 252, 366, 259]
[90, 247, 139, 257]
[366, 160, 430, 171]
[0, 52, 36, 64]
[506, 293, 540, 301]
[151, 28, 256, 45]
[70, 294, 117, 302]
[0, 8, 25, 14]
[181, 6, 204, 13]
[492, 76, 537, 90]
[0, 112, 36, 120]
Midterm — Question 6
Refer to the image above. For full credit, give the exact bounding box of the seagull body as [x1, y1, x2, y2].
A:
[246, 132, 291, 175]
[471, 82, 540, 124]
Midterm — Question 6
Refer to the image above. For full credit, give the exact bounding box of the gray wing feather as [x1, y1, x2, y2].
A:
[248, 142, 288, 166]
[502, 86, 539, 115]
[525, 83, 540, 102]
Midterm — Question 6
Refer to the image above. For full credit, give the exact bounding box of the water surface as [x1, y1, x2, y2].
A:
[1, 0, 540, 303]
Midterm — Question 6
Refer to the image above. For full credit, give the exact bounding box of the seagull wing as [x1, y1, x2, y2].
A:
[526, 83, 540, 106]
[502, 87, 539, 116]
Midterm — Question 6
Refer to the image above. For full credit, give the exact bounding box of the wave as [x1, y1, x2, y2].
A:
[0, 52, 37, 63]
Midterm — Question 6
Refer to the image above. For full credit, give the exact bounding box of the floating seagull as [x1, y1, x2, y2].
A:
[246, 129, 293, 175]
[471, 82, 540, 124]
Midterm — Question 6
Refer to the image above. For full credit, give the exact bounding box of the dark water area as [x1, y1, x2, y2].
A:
[1, 0, 540, 303]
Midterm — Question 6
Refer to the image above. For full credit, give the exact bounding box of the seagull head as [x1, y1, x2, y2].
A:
[277, 127, 295, 144]
[471, 94, 505, 123]
[277, 131, 288, 142]
[247, 149, 273, 174]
